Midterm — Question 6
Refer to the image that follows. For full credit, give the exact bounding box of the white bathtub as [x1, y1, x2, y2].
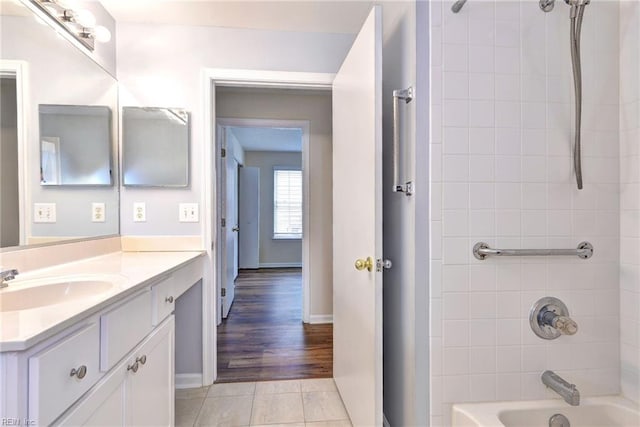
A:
[452, 396, 640, 427]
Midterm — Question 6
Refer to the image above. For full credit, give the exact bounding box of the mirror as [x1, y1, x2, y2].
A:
[0, 1, 118, 248]
[40, 105, 113, 186]
[122, 107, 190, 187]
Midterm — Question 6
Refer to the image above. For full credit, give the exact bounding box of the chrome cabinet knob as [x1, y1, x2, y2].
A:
[127, 361, 140, 373]
[136, 355, 147, 365]
[70, 365, 87, 379]
[165, 296, 174, 303]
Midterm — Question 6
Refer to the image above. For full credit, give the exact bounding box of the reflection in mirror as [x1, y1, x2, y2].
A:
[39, 105, 113, 186]
[1, 75, 20, 247]
[0, 1, 118, 249]
[122, 107, 190, 187]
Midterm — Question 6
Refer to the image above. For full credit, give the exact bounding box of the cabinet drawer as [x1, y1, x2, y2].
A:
[100, 290, 152, 372]
[28, 323, 101, 426]
[152, 276, 175, 326]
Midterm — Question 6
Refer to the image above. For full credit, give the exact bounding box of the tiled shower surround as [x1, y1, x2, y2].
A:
[619, 0, 640, 405]
[428, 0, 628, 425]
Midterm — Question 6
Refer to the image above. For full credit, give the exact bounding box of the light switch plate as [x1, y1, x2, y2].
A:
[92, 203, 106, 222]
[34, 203, 56, 223]
[133, 202, 146, 222]
[179, 203, 199, 222]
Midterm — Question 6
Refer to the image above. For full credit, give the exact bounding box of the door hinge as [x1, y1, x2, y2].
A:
[221, 148, 226, 158]
[221, 288, 226, 297]
[221, 218, 226, 227]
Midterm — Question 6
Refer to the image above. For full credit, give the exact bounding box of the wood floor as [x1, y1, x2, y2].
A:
[216, 268, 333, 383]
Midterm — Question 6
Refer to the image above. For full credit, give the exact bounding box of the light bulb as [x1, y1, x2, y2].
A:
[75, 9, 96, 27]
[94, 25, 111, 43]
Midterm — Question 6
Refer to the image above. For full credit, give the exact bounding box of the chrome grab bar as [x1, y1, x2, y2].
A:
[392, 87, 414, 196]
[473, 241, 593, 260]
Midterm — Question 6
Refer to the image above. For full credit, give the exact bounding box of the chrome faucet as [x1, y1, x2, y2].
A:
[542, 370, 580, 406]
[0, 268, 19, 288]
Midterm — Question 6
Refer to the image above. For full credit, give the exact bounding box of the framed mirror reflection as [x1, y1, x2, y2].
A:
[0, 2, 119, 249]
[39, 104, 113, 186]
[122, 107, 190, 187]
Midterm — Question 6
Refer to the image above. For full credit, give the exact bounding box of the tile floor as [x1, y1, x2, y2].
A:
[175, 378, 352, 427]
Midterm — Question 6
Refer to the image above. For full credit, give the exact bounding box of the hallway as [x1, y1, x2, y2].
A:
[216, 268, 332, 383]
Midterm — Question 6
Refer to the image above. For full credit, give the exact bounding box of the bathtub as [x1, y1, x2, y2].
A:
[452, 396, 640, 427]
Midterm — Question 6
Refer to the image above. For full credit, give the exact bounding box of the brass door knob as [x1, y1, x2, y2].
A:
[354, 257, 374, 272]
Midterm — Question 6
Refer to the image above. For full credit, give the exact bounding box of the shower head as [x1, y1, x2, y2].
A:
[451, 0, 467, 13]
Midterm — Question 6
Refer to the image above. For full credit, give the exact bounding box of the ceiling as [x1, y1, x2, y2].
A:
[99, 0, 373, 34]
[229, 126, 302, 152]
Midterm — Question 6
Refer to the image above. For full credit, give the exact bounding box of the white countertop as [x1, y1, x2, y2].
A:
[0, 251, 204, 352]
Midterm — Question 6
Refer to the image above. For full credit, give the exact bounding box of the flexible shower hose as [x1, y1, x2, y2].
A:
[570, 3, 586, 190]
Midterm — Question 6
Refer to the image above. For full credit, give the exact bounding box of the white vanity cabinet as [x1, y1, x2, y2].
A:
[56, 317, 174, 426]
[0, 255, 203, 427]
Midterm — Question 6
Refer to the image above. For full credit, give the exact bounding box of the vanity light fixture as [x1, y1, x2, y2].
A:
[27, 0, 112, 51]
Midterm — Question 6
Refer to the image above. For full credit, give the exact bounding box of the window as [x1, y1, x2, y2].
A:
[273, 168, 302, 239]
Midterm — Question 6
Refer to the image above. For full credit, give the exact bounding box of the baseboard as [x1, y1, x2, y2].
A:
[309, 314, 333, 324]
[175, 373, 203, 389]
[384, 413, 391, 427]
[258, 262, 302, 268]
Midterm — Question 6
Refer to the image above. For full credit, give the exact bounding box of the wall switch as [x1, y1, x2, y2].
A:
[133, 202, 146, 222]
[34, 203, 56, 223]
[179, 203, 199, 222]
[92, 203, 106, 222]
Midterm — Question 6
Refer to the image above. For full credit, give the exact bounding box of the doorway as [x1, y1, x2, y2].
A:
[202, 10, 384, 419]
[214, 92, 334, 383]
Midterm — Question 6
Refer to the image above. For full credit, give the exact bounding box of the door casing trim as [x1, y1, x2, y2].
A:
[201, 69, 334, 385]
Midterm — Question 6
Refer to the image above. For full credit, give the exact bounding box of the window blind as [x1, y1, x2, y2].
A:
[273, 169, 302, 239]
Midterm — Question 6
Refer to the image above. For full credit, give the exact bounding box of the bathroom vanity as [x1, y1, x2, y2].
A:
[0, 250, 204, 426]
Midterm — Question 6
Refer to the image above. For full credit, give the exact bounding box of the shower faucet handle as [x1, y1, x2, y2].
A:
[552, 315, 578, 336]
[530, 297, 578, 340]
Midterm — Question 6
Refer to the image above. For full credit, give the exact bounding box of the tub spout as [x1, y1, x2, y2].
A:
[542, 371, 580, 406]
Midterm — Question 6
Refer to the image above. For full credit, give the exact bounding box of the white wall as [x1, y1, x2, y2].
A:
[117, 23, 353, 237]
[380, 1, 430, 426]
[619, 0, 640, 405]
[244, 151, 302, 267]
[216, 89, 333, 317]
[429, 1, 620, 425]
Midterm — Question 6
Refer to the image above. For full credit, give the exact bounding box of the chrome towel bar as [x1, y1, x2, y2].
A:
[473, 241, 593, 260]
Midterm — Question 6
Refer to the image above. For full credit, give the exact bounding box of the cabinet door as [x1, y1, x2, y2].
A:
[55, 363, 126, 426]
[126, 317, 175, 426]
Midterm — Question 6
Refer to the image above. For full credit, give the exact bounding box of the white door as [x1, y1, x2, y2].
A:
[332, 6, 382, 427]
[239, 166, 260, 269]
[221, 129, 238, 318]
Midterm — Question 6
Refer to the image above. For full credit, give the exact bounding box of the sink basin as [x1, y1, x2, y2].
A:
[0, 277, 117, 312]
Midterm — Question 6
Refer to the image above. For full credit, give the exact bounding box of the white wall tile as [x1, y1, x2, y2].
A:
[429, 0, 627, 410]
[469, 128, 495, 154]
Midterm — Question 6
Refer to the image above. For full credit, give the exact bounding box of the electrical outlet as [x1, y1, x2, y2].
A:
[179, 203, 199, 222]
[133, 202, 146, 222]
[34, 203, 56, 223]
[92, 203, 106, 222]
